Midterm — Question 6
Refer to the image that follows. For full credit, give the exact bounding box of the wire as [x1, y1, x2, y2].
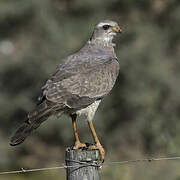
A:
[1, 156, 180, 175]
[104, 156, 180, 165]
[0, 160, 99, 175]
[0, 165, 81, 175]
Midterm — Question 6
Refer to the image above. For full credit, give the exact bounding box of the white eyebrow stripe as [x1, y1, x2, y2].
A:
[97, 22, 110, 27]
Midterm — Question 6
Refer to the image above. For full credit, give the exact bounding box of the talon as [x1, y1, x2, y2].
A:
[88, 143, 105, 161]
[73, 141, 86, 150]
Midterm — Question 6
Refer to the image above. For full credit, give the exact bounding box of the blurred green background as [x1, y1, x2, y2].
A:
[0, 0, 180, 179]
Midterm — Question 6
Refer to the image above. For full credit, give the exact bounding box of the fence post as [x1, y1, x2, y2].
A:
[65, 148, 100, 180]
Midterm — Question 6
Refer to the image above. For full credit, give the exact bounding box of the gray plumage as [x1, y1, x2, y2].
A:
[10, 20, 121, 146]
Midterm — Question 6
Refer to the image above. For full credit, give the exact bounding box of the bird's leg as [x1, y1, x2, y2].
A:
[88, 121, 105, 161]
[71, 114, 86, 150]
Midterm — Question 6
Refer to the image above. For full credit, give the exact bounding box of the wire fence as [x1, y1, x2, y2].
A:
[1, 156, 180, 175]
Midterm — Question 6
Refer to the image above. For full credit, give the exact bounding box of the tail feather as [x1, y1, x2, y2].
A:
[10, 122, 37, 146]
[10, 101, 56, 146]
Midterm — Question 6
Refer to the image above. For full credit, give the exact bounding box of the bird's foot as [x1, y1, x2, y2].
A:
[88, 143, 105, 162]
[73, 141, 86, 150]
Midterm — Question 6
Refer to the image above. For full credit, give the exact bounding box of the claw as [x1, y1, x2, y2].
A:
[73, 141, 86, 150]
[88, 143, 105, 161]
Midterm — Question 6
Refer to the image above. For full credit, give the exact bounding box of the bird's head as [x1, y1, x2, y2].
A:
[90, 20, 122, 46]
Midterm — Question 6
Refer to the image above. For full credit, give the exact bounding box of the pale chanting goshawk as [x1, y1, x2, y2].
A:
[10, 20, 122, 161]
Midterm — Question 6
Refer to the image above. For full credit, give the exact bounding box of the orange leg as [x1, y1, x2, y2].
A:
[88, 121, 105, 161]
[71, 114, 86, 149]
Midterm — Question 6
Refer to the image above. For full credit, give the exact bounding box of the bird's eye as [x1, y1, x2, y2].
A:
[102, 25, 110, 30]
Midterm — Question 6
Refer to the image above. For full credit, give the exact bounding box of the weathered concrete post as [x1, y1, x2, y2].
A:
[65, 148, 100, 180]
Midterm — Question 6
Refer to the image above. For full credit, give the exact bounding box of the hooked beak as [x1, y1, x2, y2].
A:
[111, 25, 122, 33]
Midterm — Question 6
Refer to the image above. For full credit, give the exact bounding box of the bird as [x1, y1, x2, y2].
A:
[10, 20, 122, 161]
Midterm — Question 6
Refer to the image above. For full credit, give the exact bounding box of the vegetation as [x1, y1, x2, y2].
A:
[0, 0, 180, 179]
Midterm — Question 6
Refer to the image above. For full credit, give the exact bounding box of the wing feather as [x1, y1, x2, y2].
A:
[40, 55, 119, 109]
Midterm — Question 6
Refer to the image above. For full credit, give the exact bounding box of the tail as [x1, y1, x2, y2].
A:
[10, 100, 59, 146]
